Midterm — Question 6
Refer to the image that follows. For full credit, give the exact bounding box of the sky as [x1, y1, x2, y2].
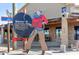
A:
[0, 3, 25, 25]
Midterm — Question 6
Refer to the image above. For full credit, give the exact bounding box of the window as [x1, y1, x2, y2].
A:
[56, 27, 61, 39]
[44, 30, 51, 41]
[74, 26, 79, 40]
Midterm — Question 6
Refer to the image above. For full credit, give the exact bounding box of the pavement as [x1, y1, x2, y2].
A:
[0, 44, 79, 55]
[0, 44, 59, 55]
[1, 49, 79, 55]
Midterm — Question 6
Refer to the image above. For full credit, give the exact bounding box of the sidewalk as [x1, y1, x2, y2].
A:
[0, 42, 79, 55]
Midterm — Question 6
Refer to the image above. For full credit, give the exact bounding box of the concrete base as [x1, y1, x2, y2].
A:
[60, 45, 66, 52]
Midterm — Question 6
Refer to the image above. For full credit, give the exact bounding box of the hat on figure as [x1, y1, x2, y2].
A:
[33, 10, 43, 18]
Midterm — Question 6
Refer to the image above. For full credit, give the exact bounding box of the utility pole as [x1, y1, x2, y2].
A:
[12, 3, 15, 17]
[12, 3, 15, 38]
[12, 3, 17, 50]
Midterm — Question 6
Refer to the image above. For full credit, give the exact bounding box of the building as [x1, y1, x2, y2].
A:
[15, 3, 79, 48]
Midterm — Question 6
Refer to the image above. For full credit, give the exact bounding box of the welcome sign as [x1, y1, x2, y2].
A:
[13, 12, 34, 37]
